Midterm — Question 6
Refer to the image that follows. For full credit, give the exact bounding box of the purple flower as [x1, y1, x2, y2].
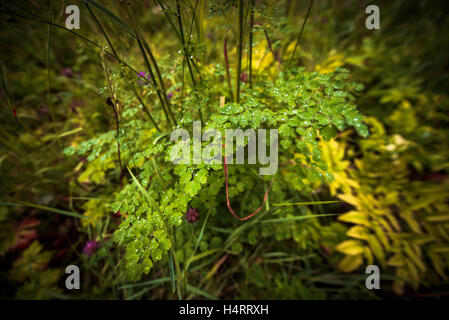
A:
[137, 71, 151, 85]
[137, 71, 149, 78]
[186, 208, 199, 223]
[167, 92, 173, 101]
[61, 67, 73, 78]
[82, 240, 101, 257]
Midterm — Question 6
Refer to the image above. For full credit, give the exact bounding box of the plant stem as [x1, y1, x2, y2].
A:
[176, 0, 196, 87]
[142, 39, 177, 126]
[155, 0, 182, 42]
[236, 0, 244, 103]
[289, 0, 314, 66]
[180, 0, 199, 113]
[85, 3, 118, 57]
[47, 1, 54, 124]
[121, 1, 173, 127]
[85, 3, 162, 131]
[130, 81, 161, 132]
[100, 50, 124, 189]
[186, 0, 199, 51]
[175, 0, 203, 123]
[47, 0, 61, 149]
[249, 0, 255, 89]
[123, 2, 177, 126]
[224, 29, 234, 100]
[264, 29, 279, 62]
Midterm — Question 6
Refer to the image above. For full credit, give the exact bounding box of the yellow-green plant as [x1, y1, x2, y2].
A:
[324, 114, 449, 294]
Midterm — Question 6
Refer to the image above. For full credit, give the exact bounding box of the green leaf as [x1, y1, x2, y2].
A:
[321, 125, 338, 141]
[82, 0, 135, 37]
[336, 240, 365, 255]
[259, 213, 338, 223]
[185, 180, 201, 196]
[346, 226, 370, 240]
[186, 249, 217, 265]
[338, 211, 371, 227]
[338, 254, 363, 272]
[186, 284, 218, 300]
[272, 200, 340, 206]
[119, 277, 171, 290]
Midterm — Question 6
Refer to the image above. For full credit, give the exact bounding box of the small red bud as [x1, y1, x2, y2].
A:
[186, 208, 199, 223]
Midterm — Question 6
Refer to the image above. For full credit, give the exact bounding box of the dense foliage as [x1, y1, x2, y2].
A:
[1, 0, 448, 299]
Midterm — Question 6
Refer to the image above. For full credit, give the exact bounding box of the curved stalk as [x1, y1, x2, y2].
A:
[236, 0, 244, 103]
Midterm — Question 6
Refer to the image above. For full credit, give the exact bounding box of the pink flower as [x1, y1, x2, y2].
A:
[61, 67, 73, 78]
[82, 240, 101, 257]
[186, 208, 199, 223]
[137, 71, 151, 85]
